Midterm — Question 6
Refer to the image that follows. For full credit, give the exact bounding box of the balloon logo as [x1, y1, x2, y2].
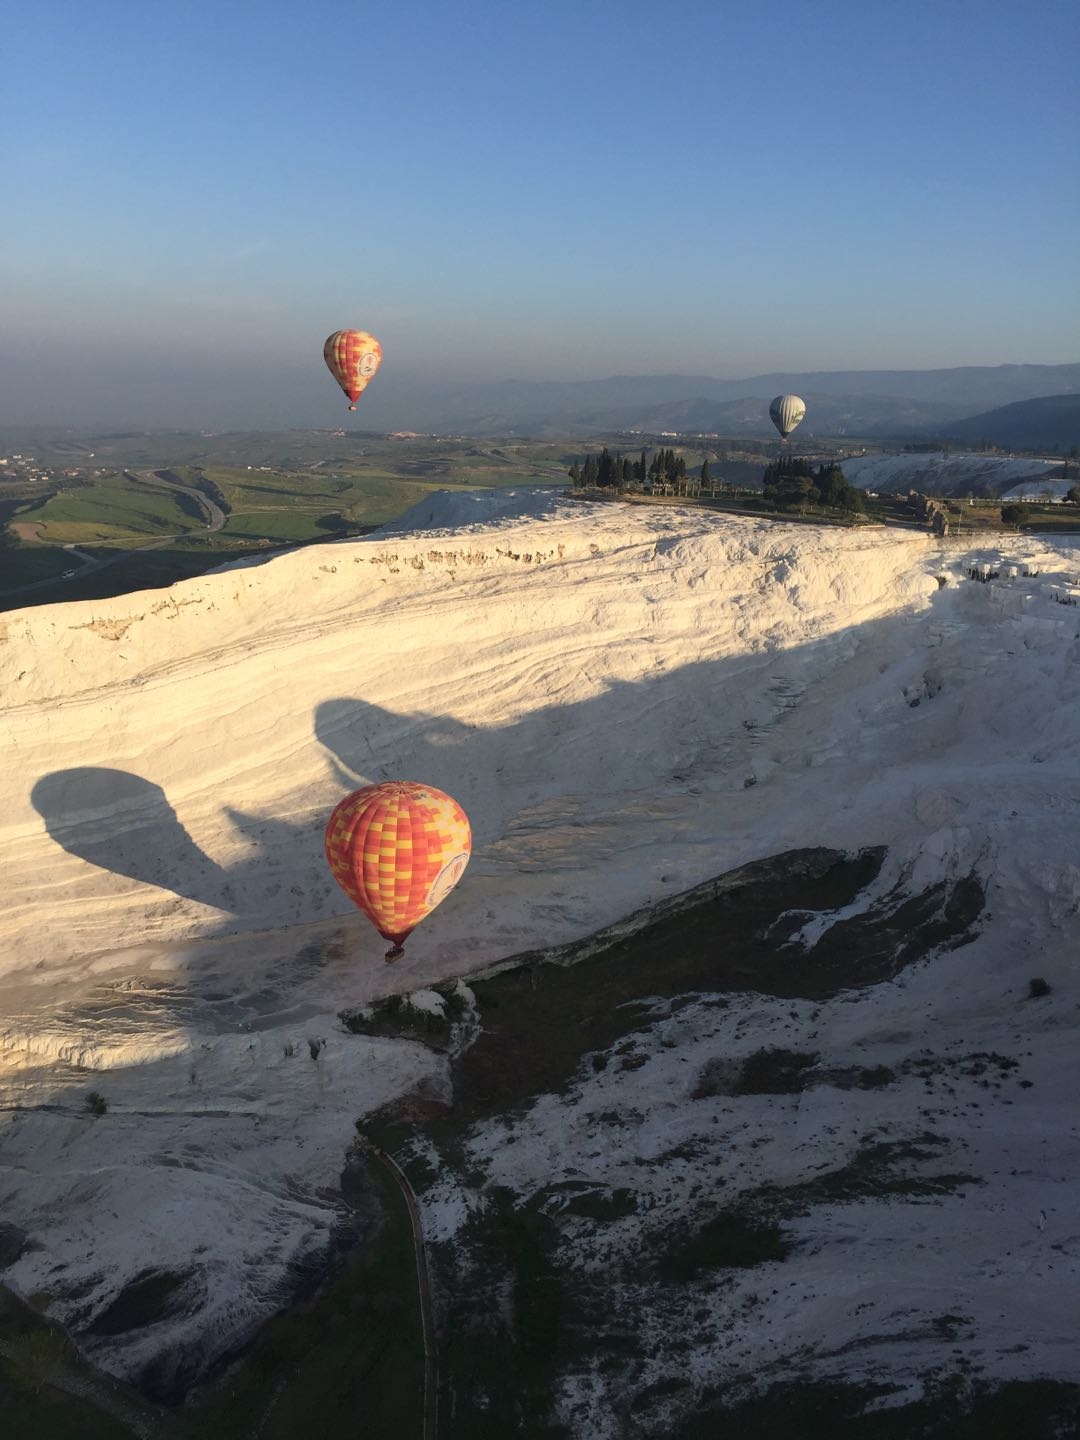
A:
[324, 782, 471, 961]
[324, 329, 383, 410]
[769, 394, 806, 440]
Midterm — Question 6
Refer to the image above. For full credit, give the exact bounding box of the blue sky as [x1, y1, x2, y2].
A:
[2, 0, 1077, 426]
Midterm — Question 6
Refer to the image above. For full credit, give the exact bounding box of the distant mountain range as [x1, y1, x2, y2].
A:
[932, 393, 1080, 451]
[409, 362, 1080, 440]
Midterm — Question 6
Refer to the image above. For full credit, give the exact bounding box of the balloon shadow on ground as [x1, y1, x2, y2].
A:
[31, 768, 233, 909]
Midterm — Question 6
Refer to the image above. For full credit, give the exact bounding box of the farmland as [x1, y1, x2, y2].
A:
[3, 429, 1076, 612]
[0, 432, 574, 610]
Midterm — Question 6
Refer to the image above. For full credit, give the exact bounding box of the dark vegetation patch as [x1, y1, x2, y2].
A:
[900, 1051, 1020, 1092]
[354, 847, 987, 1436]
[651, 1135, 973, 1289]
[631, 1373, 693, 1412]
[340, 982, 468, 1047]
[752, 1135, 980, 1213]
[0, 1225, 33, 1268]
[735, 1047, 819, 1094]
[657, 1214, 792, 1281]
[86, 1269, 192, 1338]
[693, 1049, 895, 1099]
[805, 874, 985, 985]
[0, 1374, 128, 1440]
[820, 1063, 897, 1090]
[0, 1282, 174, 1437]
[435, 848, 886, 1127]
[533, 1181, 638, 1222]
[179, 1152, 424, 1437]
[677, 1377, 1080, 1439]
[441, 849, 981, 1127]
[433, 1186, 571, 1439]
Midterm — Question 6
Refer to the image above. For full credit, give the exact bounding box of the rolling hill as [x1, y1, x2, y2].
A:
[935, 393, 1080, 452]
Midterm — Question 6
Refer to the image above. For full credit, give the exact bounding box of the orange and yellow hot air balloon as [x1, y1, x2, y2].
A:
[324, 782, 471, 960]
[324, 329, 383, 410]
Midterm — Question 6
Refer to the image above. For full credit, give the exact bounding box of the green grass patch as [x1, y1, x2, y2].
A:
[0, 1380, 146, 1440]
[1021, 510, 1080, 533]
[0, 546, 75, 586]
[25, 476, 200, 544]
[219, 510, 330, 543]
[0, 546, 257, 610]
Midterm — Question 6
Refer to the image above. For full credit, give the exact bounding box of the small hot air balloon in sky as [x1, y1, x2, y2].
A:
[325, 781, 472, 961]
[769, 394, 806, 440]
[324, 329, 383, 410]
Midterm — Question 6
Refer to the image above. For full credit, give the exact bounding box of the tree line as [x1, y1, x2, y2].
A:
[761, 457, 865, 514]
[567, 447, 866, 516]
[568, 447, 702, 490]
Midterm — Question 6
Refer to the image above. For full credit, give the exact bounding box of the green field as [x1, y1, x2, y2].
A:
[0, 435, 577, 610]
[17, 474, 201, 545]
[201, 463, 459, 537]
[0, 545, 75, 587]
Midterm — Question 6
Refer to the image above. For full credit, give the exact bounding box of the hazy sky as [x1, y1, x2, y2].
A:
[3, 0, 1078, 428]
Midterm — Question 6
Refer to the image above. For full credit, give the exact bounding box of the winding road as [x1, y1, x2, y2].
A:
[0, 469, 226, 599]
[368, 1143, 439, 1440]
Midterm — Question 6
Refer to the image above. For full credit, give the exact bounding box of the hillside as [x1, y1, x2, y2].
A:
[1, 492, 1078, 1430]
[936, 393, 1080, 452]
[841, 450, 1063, 498]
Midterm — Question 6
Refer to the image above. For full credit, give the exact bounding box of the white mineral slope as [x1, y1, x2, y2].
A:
[1000, 476, 1076, 502]
[843, 451, 1061, 494]
[1, 488, 1078, 1394]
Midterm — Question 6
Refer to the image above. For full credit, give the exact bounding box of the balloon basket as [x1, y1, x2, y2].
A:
[384, 944, 405, 963]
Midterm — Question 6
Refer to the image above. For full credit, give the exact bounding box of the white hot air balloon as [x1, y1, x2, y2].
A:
[769, 394, 806, 440]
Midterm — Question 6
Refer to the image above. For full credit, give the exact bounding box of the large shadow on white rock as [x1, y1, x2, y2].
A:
[31, 767, 233, 908]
